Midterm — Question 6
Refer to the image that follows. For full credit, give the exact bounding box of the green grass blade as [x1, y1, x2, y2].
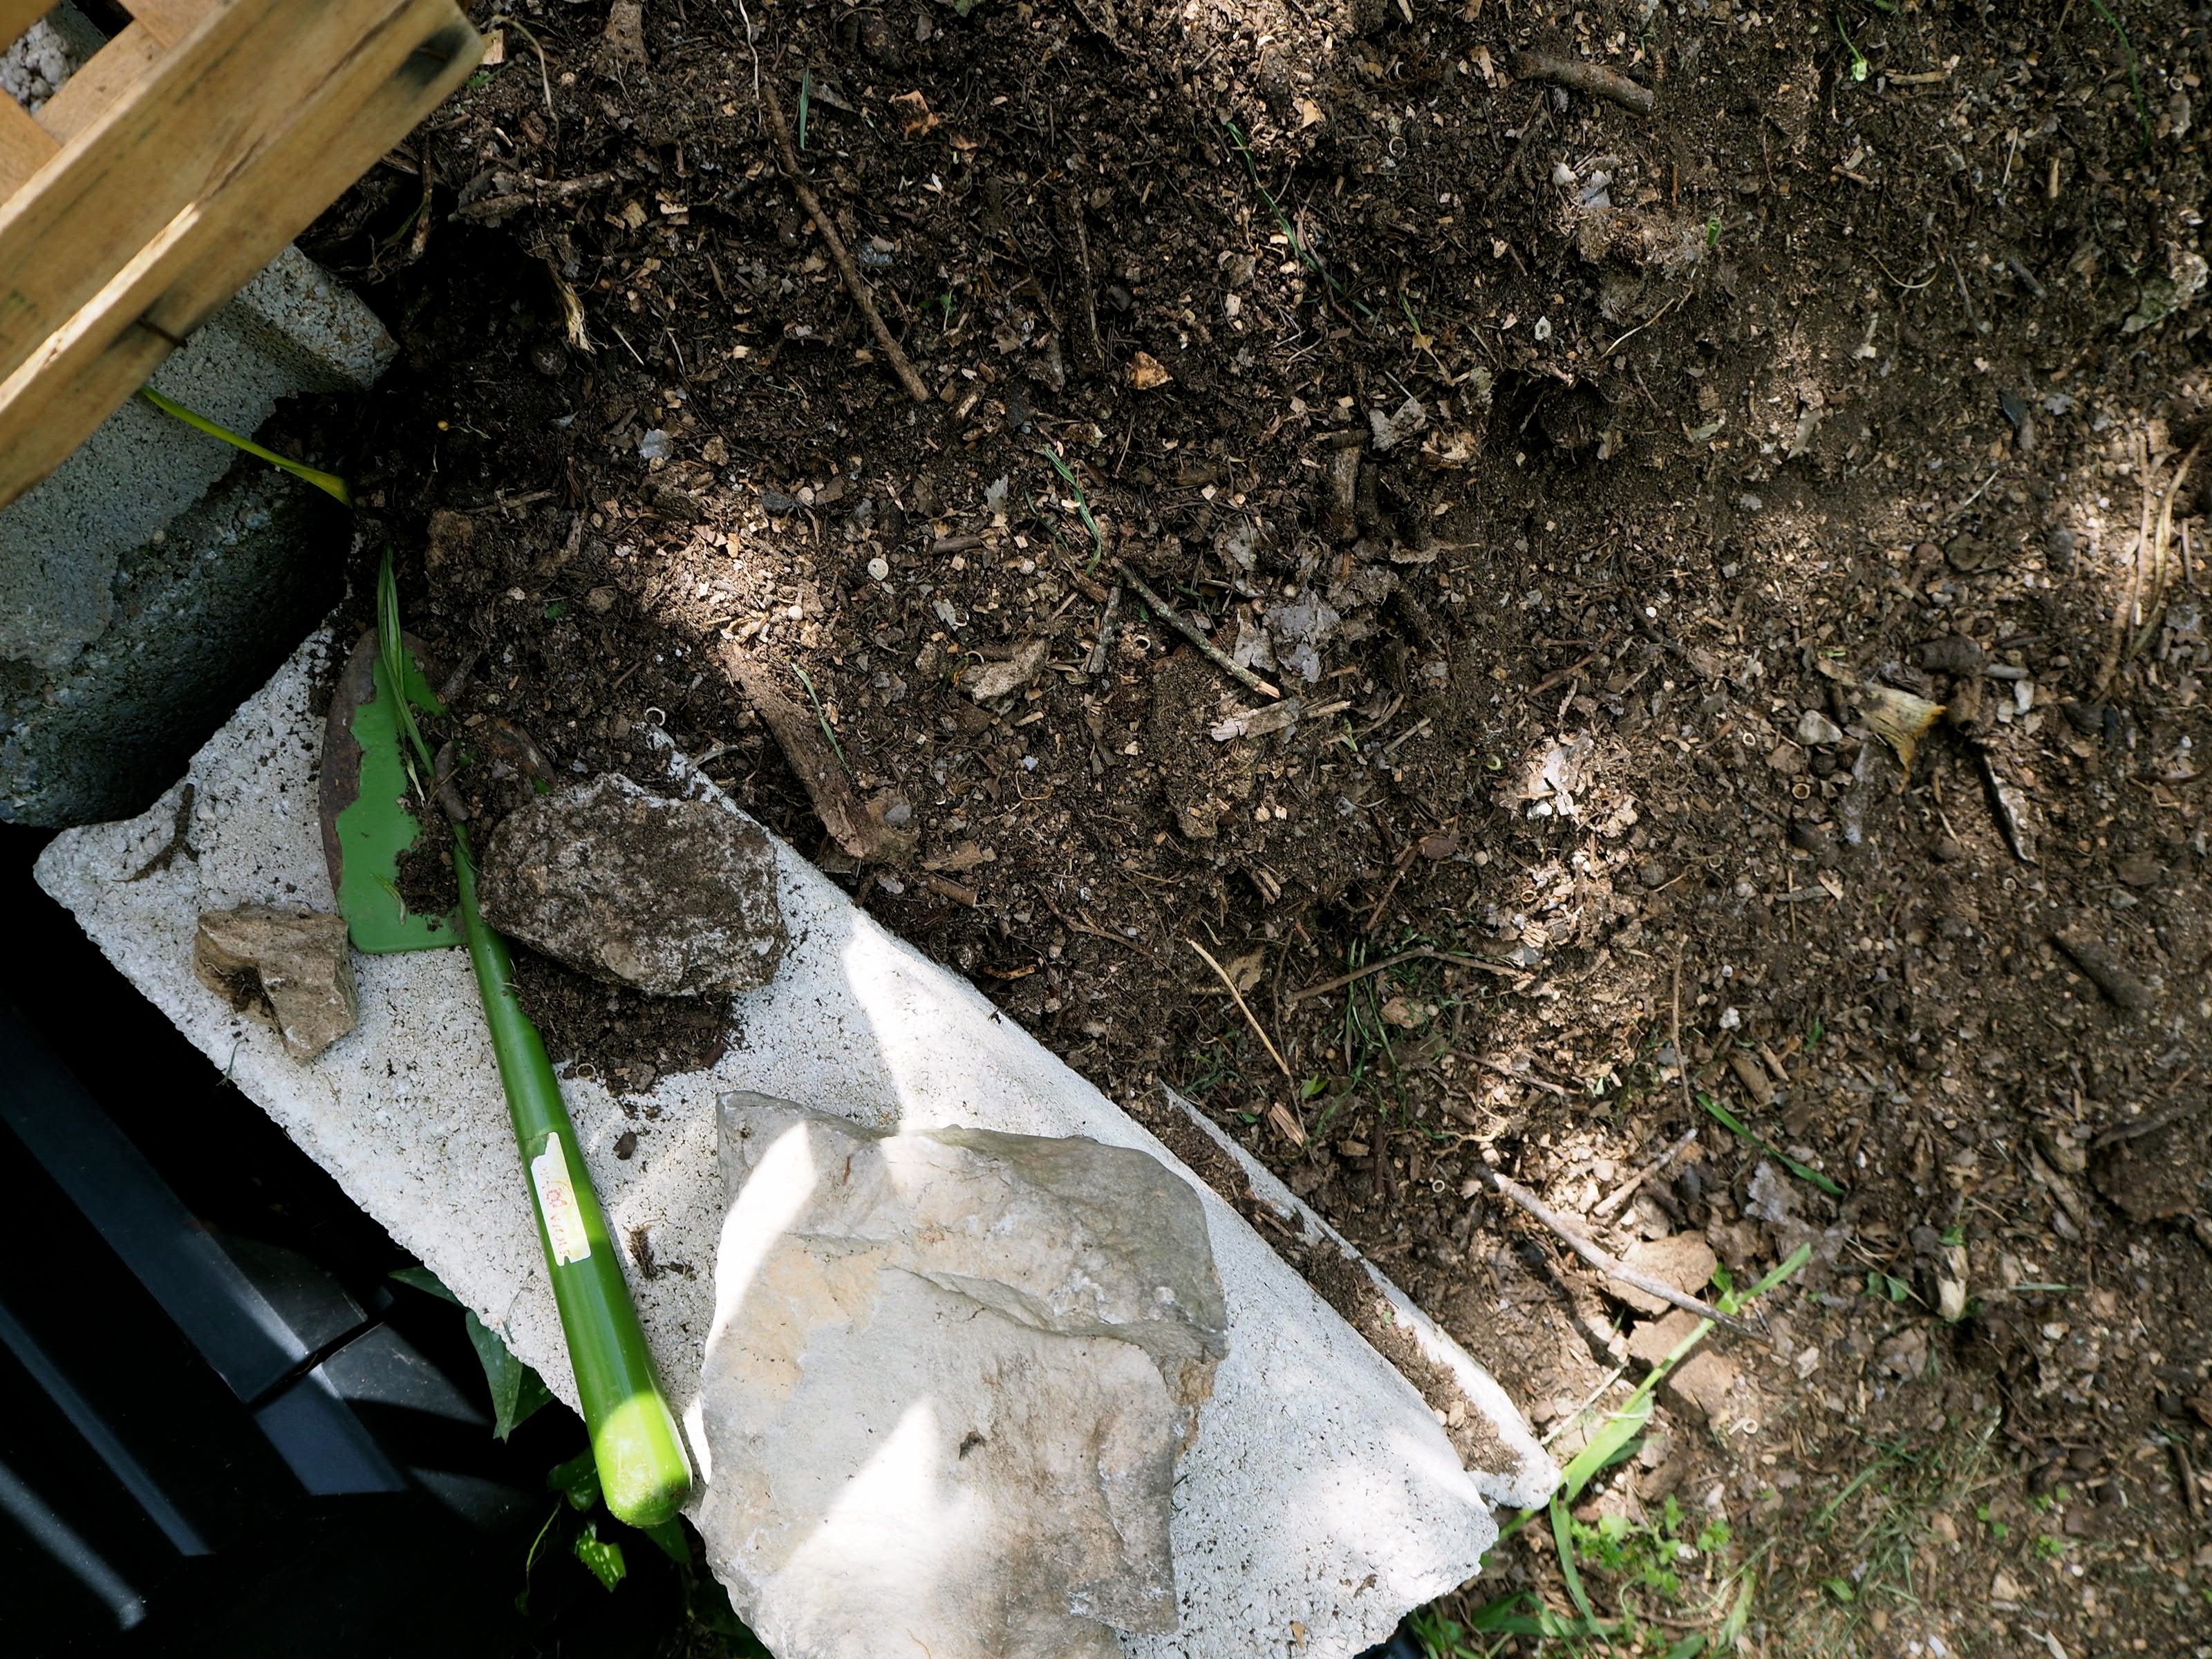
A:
[138, 386, 352, 506]
[2085, 0, 2155, 152]
[1550, 1498, 1598, 1625]
[1698, 1091, 1845, 1195]
[1558, 1391, 1652, 1506]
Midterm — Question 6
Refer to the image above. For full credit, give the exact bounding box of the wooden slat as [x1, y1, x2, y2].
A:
[118, 0, 222, 50]
[0, 0, 422, 390]
[34, 23, 164, 146]
[0, 93, 57, 196]
[0, 0, 480, 508]
[0, 1, 54, 48]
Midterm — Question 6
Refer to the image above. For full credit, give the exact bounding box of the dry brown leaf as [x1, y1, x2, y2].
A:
[1418, 429, 1481, 469]
[890, 89, 940, 137]
[1860, 683, 1945, 770]
[1131, 351, 1172, 390]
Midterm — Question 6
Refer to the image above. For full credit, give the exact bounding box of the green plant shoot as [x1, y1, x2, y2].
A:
[138, 386, 353, 507]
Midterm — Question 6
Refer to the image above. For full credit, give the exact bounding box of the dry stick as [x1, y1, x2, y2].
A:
[2097, 432, 2158, 695]
[1287, 945, 1525, 1006]
[1186, 939, 1292, 1078]
[1511, 48, 1656, 116]
[1361, 841, 1419, 935]
[1113, 558, 1282, 700]
[1468, 1163, 1762, 1339]
[1470, 1054, 1571, 1100]
[2138, 442, 2203, 658]
[758, 75, 929, 404]
[1593, 1126, 1701, 1221]
[1085, 584, 1121, 675]
[1671, 948, 1696, 1122]
[2175, 1438, 2204, 1524]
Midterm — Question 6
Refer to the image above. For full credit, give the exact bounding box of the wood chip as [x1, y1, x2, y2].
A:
[723, 646, 915, 866]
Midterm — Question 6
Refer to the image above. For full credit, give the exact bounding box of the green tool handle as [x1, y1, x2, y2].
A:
[451, 827, 693, 1528]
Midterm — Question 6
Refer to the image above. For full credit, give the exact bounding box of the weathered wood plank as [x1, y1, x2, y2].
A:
[0, 0, 480, 508]
[34, 23, 164, 145]
[0, 91, 57, 197]
[118, 0, 223, 50]
[0, 0, 419, 388]
[0, 1, 55, 48]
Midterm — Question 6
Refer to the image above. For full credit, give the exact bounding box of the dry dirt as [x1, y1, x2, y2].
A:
[276, 0, 2212, 1650]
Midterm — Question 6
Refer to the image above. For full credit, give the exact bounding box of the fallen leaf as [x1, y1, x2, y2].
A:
[1418, 429, 1481, 469]
[1131, 351, 1172, 390]
[923, 841, 995, 873]
[1295, 97, 1327, 128]
[890, 89, 940, 137]
[964, 637, 1047, 701]
[1860, 683, 1946, 770]
[1224, 949, 1266, 993]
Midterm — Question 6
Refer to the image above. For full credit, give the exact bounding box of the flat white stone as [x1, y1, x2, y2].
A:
[35, 632, 1556, 1658]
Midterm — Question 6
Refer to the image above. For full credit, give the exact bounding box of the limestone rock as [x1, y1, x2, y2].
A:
[194, 904, 357, 1061]
[1615, 1234, 1719, 1317]
[697, 1094, 1229, 1659]
[476, 772, 785, 997]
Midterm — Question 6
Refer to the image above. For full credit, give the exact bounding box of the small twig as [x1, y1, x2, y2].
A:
[1186, 939, 1291, 1079]
[1055, 189, 1106, 375]
[2175, 1436, 2203, 1523]
[1602, 293, 1686, 358]
[482, 13, 559, 124]
[1286, 946, 1525, 1005]
[1086, 584, 1122, 675]
[1469, 1163, 1762, 1338]
[1112, 558, 1282, 700]
[2098, 431, 2158, 695]
[2138, 442, 2204, 659]
[1378, 716, 1433, 760]
[1361, 843, 1419, 935]
[2090, 1096, 2208, 1150]
[757, 72, 929, 404]
[1671, 948, 1696, 1121]
[1512, 48, 1656, 115]
[1592, 1127, 1700, 1221]
[2050, 924, 2153, 1011]
[1470, 1054, 1572, 1100]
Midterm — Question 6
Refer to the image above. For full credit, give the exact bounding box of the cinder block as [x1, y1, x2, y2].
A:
[0, 247, 392, 824]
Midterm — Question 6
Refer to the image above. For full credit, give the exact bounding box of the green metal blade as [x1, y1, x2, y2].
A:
[322, 627, 457, 953]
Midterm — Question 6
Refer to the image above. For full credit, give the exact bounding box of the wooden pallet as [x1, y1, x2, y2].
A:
[0, 0, 482, 509]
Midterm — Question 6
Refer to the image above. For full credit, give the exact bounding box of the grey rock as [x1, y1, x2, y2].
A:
[1795, 709, 1844, 747]
[1918, 635, 1986, 677]
[964, 637, 1047, 702]
[478, 773, 785, 997]
[1615, 1235, 1718, 1317]
[194, 903, 358, 1061]
[698, 1095, 1228, 1659]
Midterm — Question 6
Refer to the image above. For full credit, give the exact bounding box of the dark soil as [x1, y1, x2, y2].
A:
[279, 0, 2212, 1649]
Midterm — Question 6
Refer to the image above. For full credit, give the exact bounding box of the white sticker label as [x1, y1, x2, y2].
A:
[530, 1132, 592, 1265]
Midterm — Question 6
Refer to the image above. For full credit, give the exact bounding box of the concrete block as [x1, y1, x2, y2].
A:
[0, 248, 391, 823]
[37, 635, 1558, 1658]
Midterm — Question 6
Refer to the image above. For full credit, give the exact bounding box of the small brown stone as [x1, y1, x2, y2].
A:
[194, 905, 358, 1062]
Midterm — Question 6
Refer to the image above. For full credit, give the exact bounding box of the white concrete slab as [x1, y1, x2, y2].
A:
[36, 632, 1555, 1658]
